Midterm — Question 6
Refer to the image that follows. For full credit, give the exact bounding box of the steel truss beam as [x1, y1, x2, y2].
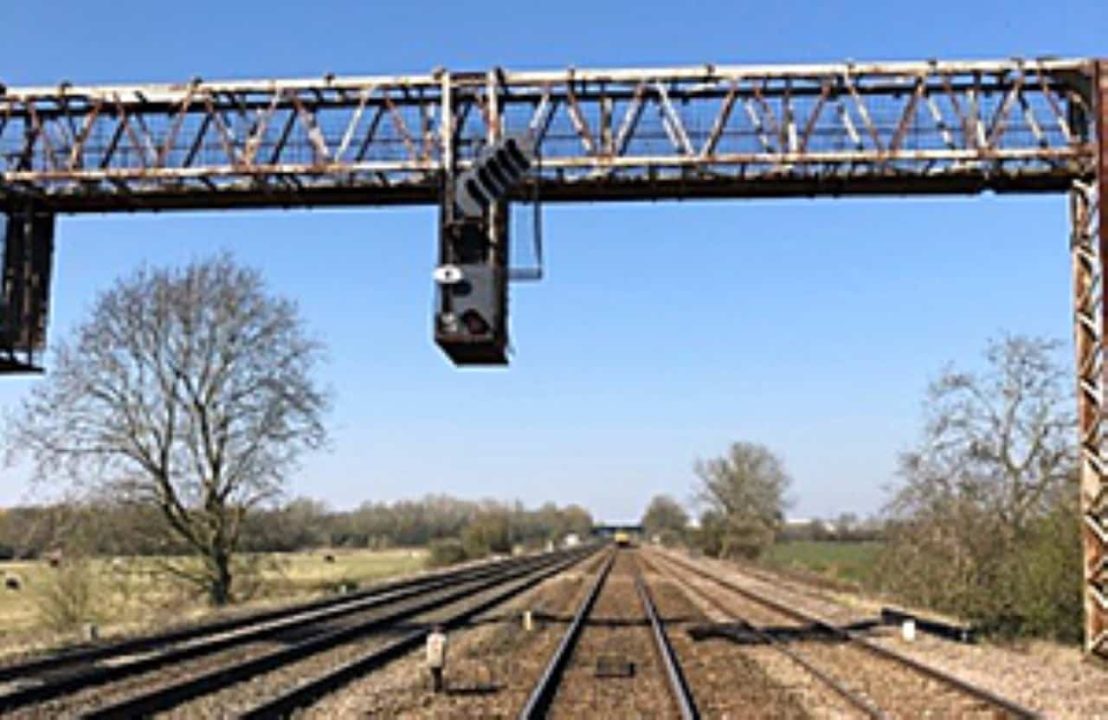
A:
[0, 58, 1097, 211]
[2, 57, 1108, 656]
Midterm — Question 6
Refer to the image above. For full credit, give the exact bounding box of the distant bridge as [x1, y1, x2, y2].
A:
[593, 524, 644, 537]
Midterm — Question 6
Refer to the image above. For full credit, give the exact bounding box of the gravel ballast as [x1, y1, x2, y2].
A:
[658, 546, 1108, 719]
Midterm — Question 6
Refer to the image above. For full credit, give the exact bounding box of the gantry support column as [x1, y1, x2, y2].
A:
[0, 205, 55, 374]
[1074, 60, 1108, 656]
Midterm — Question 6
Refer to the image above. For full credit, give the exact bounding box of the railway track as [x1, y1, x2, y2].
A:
[0, 544, 1050, 718]
[650, 549, 1042, 719]
[0, 545, 597, 718]
[519, 548, 699, 719]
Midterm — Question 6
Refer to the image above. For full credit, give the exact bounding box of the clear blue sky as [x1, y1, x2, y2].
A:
[0, 0, 1103, 523]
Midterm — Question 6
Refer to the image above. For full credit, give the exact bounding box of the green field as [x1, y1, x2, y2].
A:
[0, 547, 426, 654]
[763, 541, 883, 586]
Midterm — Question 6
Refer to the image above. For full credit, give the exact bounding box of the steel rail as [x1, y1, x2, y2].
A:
[0, 553, 552, 712]
[634, 568, 700, 720]
[83, 548, 591, 719]
[658, 550, 1042, 719]
[0, 552, 539, 686]
[517, 548, 617, 720]
[645, 552, 887, 719]
[239, 546, 603, 719]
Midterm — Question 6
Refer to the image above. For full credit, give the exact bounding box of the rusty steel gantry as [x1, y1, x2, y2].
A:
[1, 57, 1107, 652]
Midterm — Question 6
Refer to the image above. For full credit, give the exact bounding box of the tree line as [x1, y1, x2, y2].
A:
[0, 495, 593, 560]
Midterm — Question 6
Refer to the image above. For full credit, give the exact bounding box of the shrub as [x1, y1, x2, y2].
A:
[32, 557, 96, 632]
[427, 539, 467, 568]
[692, 511, 725, 557]
[876, 497, 1082, 642]
[461, 513, 512, 559]
[1002, 500, 1083, 643]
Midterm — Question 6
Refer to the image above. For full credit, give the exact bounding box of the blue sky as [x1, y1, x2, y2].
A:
[0, 0, 1102, 522]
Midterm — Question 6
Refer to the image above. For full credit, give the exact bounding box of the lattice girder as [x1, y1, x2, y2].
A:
[0, 58, 1098, 211]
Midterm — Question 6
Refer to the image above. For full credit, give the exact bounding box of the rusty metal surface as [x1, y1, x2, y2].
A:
[0, 58, 1096, 212]
[1073, 60, 1108, 657]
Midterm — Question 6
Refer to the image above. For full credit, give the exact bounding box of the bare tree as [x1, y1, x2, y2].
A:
[695, 442, 790, 559]
[880, 335, 1080, 637]
[6, 255, 327, 605]
[891, 335, 1073, 532]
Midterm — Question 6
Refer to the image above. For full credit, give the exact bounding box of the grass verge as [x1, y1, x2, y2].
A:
[0, 547, 426, 656]
[761, 541, 882, 587]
